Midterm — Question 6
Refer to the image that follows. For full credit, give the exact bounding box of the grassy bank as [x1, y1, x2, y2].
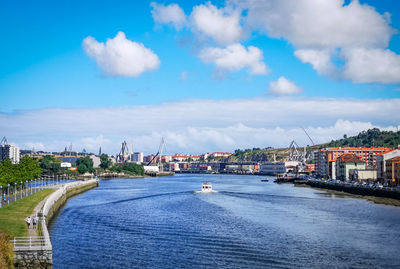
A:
[0, 189, 54, 237]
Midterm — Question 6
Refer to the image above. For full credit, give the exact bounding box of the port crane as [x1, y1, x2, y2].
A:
[0, 136, 8, 146]
[117, 141, 131, 164]
[147, 138, 166, 172]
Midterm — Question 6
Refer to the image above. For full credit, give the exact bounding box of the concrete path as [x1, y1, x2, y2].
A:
[27, 192, 54, 237]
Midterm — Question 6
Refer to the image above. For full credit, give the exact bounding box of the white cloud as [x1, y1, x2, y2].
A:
[267, 77, 302, 95]
[191, 2, 243, 45]
[238, 0, 395, 49]
[199, 43, 268, 75]
[83, 31, 160, 77]
[342, 48, 400, 84]
[229, 0, 399, 84]
[150, 2, 187, 30]
[294, 49, 337, 76]
[1, 98, 399, 154]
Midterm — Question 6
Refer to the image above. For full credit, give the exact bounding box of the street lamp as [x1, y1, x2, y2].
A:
[20, 182, 23, 199]
[7, 184, 10, 205]
[14, 182, 17, 202]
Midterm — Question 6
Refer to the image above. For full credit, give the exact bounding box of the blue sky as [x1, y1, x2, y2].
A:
[0, 0, 399, 154]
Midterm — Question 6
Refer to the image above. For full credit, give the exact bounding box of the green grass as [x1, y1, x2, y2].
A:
[0, 189, 54, 237]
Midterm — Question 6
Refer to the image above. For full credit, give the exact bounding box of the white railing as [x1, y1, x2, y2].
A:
[11, 236, 51, 250]
[12, 178, 99, 252]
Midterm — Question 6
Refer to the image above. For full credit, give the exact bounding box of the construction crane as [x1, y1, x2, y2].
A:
[0, 136, 8, 146]
[117, 141, 130, 164]
[147, 138, 166, 172]
[302, 127, 316, 147]
[288, 140, 303, 162]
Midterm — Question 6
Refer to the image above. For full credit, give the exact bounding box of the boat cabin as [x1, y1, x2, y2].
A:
[202, 182, 213, 192]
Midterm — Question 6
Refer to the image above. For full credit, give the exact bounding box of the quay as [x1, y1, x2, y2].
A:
[12, 179, 99, 268]
[306, 179, 400, 201]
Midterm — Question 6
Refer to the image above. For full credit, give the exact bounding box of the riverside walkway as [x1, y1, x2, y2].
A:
[11, 179, 99, 268]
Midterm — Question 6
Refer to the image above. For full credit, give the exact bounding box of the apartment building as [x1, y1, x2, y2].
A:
[315, 147, 389, 178]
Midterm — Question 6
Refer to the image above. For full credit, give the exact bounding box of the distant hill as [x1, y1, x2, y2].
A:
[323, 128, 400, 148]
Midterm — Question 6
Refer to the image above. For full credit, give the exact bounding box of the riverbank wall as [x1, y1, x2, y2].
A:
[14, 179, 99, 268]
[307, 181, 400, 200]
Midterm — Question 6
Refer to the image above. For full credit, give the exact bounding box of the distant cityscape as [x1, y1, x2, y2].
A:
[2, 135, 400, 187]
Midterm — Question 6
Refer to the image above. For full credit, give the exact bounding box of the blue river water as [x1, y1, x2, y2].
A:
[49, 174, 400, 268]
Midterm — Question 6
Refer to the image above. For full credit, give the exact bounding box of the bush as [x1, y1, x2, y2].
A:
[0, 232, 14, 269]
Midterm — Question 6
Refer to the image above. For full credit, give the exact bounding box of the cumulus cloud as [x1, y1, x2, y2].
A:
[342, 48, 400, 84]
[150, 2, 187, 30]
[199, 43, 268, 75]
[191, 2, 243, 45]
[83, 31, 160, 77]
[294, 49, 337, 76]
[229, 0, 399, 84]
[267, 77, 302, 95]
[237, 0, 395, 49]
[1, 98, 399, 154]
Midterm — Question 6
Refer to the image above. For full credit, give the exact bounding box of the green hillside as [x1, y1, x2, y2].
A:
[323, 128, 400, 148]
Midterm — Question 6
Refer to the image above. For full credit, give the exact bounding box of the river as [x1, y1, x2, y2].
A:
[49, 174, 400, 268]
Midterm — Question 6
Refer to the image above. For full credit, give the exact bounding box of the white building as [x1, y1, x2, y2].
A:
[0, 144, 20, 164]
[89, 155, 101, 168]
[132, 152, 144, 163]
[60, 162, 72, 168]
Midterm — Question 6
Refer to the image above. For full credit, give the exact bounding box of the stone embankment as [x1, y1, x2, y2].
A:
[307, 180, 400, 200]
[14, 179, 99, 268]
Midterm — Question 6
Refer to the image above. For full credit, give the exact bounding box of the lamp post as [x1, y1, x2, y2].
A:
[0, 186, 2, 208]
[20, 182, 23, 199]
[7, 184, 10, 205]
[14, 182, 17, 202]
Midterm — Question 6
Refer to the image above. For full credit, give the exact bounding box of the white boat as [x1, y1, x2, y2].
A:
[202, 182, 213, 192]
[195, 182, 218, 193]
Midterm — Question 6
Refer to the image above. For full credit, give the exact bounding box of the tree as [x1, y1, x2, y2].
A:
[76, 157, 93, 174]
[100, 154, 111, 169]
[39, 155, 61, 173]
[0, 157, 42, 187]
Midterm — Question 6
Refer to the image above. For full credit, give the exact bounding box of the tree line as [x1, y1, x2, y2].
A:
[324, 128, 400, 148]
[0, 157, 42, 187]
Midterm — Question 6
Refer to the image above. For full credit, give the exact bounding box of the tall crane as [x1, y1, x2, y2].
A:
[0, 137, 8, 146]
[147, 138, 166, 172]
[117, 141, 130, 164]
[302, 127, 316, 147]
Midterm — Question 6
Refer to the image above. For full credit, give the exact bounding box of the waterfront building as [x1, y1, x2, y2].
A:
[259, 162, 286, 175]
[212, 152, 233, 158]
[132, 152, 144, 163]
[0, 143, 20, 164]
[336, 154, 365, 181]
[377, 148, 400, 182]
[315, 147, 390, 178]
[385, 156, 400, 186]
[349, 169, 377, 181]
[172, 154, 190, 162]
[161, 155, 172, 163]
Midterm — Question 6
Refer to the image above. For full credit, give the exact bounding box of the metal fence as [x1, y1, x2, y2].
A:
[0, 175, 76, 208]
[11, 236, 51, 251]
